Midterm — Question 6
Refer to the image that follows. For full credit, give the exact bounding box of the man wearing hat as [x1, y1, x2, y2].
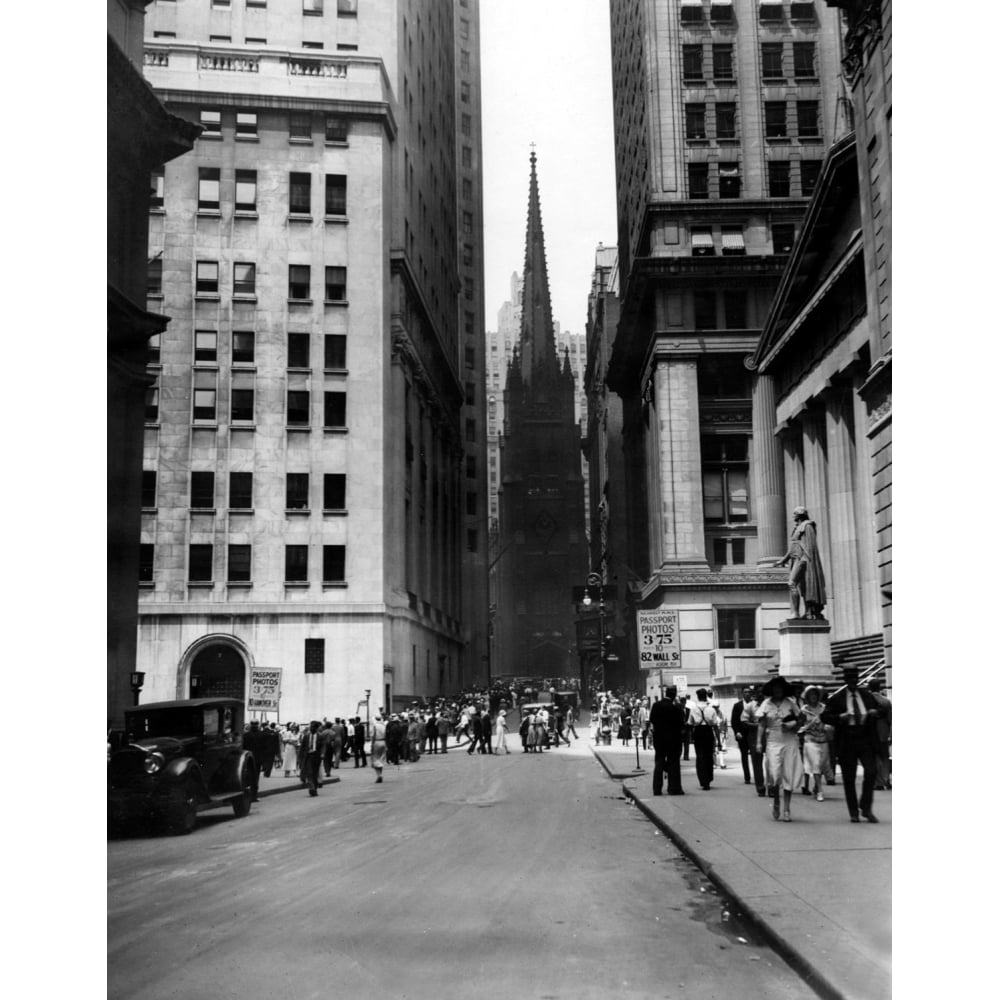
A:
[648, 687, 687, 796]
[302, 720, 323, 797]
[822, 667, 886, 822]
[776, 506, 827, 620]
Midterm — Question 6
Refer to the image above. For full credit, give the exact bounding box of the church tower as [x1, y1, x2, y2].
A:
[496, 152, 589, 683]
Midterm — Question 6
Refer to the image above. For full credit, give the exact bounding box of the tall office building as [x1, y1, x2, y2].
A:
[138, 0, 487, 719]
[605, 0, 843, 693]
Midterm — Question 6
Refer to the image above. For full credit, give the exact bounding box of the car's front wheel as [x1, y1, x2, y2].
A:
[232, 762, 254, 818]
[166, 778, 198, 835]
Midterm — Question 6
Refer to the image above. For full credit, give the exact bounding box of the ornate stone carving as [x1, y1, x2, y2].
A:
[841, 1, 883, 86]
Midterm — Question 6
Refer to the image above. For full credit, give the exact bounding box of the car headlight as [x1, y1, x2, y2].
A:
[144, 752, 166, 775]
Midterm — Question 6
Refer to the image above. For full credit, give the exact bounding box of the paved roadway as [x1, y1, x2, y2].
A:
[108, 738, 818, 1000]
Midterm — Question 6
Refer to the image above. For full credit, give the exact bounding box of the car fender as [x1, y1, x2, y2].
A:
[162, 757, 204, 791]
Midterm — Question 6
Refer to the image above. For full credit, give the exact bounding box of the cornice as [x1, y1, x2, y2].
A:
[637, 569, 787, 601]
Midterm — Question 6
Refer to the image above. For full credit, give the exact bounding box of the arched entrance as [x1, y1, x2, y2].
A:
[189, 643, 246, 700]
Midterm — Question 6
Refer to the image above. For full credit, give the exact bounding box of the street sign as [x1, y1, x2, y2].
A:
[636, 608, 680, 670]
[248, 668, 282, 712]
[673, 675, 688, 694]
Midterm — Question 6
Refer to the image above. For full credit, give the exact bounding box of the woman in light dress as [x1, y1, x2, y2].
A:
[281, 722, 300, 778]
[799, 685, 831, 801]
[756, 676, 804, 822]
[495, 710, 511, 754]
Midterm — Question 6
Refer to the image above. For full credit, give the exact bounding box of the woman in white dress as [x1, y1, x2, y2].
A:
[799, 685, 831, 801]
[281, 723, 300, 778]
[756, 676, 804, 822]
[495, 710, 511, 754]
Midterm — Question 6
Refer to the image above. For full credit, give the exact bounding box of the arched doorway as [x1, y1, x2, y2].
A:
[190, 643, 246, 700]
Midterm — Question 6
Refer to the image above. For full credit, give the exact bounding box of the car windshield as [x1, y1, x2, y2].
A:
[127, 707, 204, 741]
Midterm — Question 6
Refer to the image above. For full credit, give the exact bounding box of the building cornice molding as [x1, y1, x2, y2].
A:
[637, 568, 788, 602]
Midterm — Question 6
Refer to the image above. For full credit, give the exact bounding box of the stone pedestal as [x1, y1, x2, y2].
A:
[777, 619, 835, 682]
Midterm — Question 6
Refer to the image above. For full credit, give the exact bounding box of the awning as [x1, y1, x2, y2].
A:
[721, 230, 745, 251]
[692, 232, 715, 249]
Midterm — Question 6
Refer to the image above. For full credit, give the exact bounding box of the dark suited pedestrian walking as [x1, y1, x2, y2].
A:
[649, 687, 686, 796]
[302, 720, 323, 796]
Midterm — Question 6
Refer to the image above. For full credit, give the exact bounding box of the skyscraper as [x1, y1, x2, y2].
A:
[137, 0, 486, 718]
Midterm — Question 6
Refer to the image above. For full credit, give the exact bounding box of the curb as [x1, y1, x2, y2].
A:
[257, 774, 341, 799]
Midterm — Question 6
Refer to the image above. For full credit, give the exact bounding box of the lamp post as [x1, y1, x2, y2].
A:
[364, 689, 371, 727]
[129, 671, 145, 707]
[581, 573, 606, 700]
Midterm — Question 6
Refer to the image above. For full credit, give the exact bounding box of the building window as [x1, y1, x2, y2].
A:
[768, 161, 791, 197]
[232, 330, 255, 364]
[466, 491, 477, 516]
[685, 103, 707, 141]
[145, 387, 159, 422]
[682, 44, 704, 82]
[723, 289, 747, 328]
[195, 330, 217, 363]
[467, 529, 479, 553]
[462, 146, 473, 168]
[325, 174, 347, 215]
[148, 333, 160, 365]
[680, 0, 703, 24]
[288, 332, 310, 369]
[465, 418, 476, 443]
[246, 36, 266, 44]
[286, 473, 310, 511]
[709, 0, 734, 23]
[289, 265, 311, 300]
[324, 391, 346, 428]
[797, 101, 820, 139]
[800, 160, 822, 197]
[461, 112, 471, 136]
[287, 390, 310, 426]
[465, 345, 475, 368]
[462, 178, 473, 201]
[323, 473, 346, 510]
[302, 41, 323, 50]
[289, 172, 311, 214]
[142, 470, 157, 509]
[717, 608, 756, 648]
[716, 102, 736, 140]
[793, 41, 816, 79]
[209, 35, 232, 43]
[325, 265, 347, 301]
[212, 0, 231, 7]
[235, 112, 257, 138]
[189, 544, 214, 582]
[325, 116, 348, 142]
[466, 455, 476, 478]
[325, 334, 347, 369]
[465, 381, 476, 404]
[150, 170, 164, 209]
[765, 101, 788, 139]
[235, 169, 257, 211]
[229, 471, 253, 509]
[147, 258, 162, 296]
[228, 545, 252, 583]
[712, 43, 734, 81]
[289, 111, 312, 140]
[303, 0, 323, 14]
[759, 0, 784, 24]
[461, 81, 470, 103]
[702, 436, 749, 522]
[200, 110, 221, 136]
[191, 471, 215, 509]
[323, 545, 346, 582]
[761, 42, 784, 80]
[721, 225, 746, 256]
[286, 545, 309, 582]
[139, 544, 154, 583]
[719, 162, 741, 198]
[688, 162, 709, 199]
[463, 211, 473, 235]
[304, 637, 325, 673]
[231, 388, 254, 423]
[790, 1, 816, 21]
[337, 0, 357, 16]
[233, 262, 256, 297]
[247, 0, 267, 7]
[196, 260, 219, 295]
[694, 291, 716, 330]
[772, 223, 796, 253]
[691, 226, 715, 256]
[193, 389, 217, 422]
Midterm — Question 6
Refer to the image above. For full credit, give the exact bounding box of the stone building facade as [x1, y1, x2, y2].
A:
[136, 0, 487, 721]
[605, 0, 844, 696]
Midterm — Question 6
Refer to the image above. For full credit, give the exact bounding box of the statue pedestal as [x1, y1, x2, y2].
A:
[777, 618, 835, 683]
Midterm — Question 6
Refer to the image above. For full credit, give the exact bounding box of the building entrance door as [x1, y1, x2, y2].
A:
[190, 644, 246, 700]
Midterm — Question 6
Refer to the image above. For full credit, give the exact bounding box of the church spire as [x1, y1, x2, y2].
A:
[519, 148, 559, 384]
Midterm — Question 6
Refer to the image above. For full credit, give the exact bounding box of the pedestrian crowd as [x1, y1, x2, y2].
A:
[646, 666, 891, 825]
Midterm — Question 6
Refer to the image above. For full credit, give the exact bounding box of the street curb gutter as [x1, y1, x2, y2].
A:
[620, 782, 844, 1000]
[257, 775, 341, 799]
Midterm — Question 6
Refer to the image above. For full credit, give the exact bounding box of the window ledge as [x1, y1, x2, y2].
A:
[683, 78, 706, 85]
[228, 508, 254, 515]
[192, 422, 219, 428]
[686, 137, 709, 145]
[323, 508, 348, 516]
[322, 581, 348, 588]
[324, 426, 348, 434]
[288, 137, 314, 144]
[717, 138, 740, 145]
[286, 424, 311, 431]
[325, 140, 349, 148]
[285, 508, 311, 515]
[284, 581, 310, 588]
[794, 76, 819, 83]
[324, 215, 348, 224]
[230, 422, 256, 429]
[194, 362, 219, 371]
[199, 134, 223, 141]
[150, 206, 165, 215]
[288, 299, 313, 305]
[234, 210, 258, 219]
[139, 580, 155, 589]
[762, 77, 786, 84]
[147, 293, 164, 302]
[227, 581, 253, 588]
[190, 507, 217, 514]
[231, 362, 256, 370]
[195, 293, 220, 301]
[141, 506, 157, 513]
[235, 135, 259, 142]
[766, 136, 791, 143]
[232, 294, 257, 303]
[799, 136, 824, 144]
[324, 299, 348, 307]
[145, 419, 160, 426]
[323, 367, 349, 375]
[287, 366, 311, 374]
[197, 208, 221, 217]
[187, 581, 216, 588]
[288, 214, 313, 223]
[146, 362, 162, 371]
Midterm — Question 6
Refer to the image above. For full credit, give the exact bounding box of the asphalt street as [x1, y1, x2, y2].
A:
[108, 738, 819, 1000]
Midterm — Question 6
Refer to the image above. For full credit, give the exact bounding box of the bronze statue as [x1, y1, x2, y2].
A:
[776, 507, 827, 620]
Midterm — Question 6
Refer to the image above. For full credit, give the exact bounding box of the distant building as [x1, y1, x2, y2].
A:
[495, 154, 589, 682]
[108, 0, 198, 727]
[136, 0, 487, 719]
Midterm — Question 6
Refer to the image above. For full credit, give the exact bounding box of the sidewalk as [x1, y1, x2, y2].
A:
[592, 742, 890, 1000]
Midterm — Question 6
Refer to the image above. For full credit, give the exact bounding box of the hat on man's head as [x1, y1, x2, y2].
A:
[665, 685, 678, 698]
[841, 666, 860, 679]
[760, 675, 792, 697]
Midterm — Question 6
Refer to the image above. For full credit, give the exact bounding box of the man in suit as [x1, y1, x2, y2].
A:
[649, 687, 687, 796]
[822, 667, 886, 822]
[731, 687, 755, 785]
[241, 719, 267, 801]
[353, 717, 368, 767]
[302, 720, 323, 796]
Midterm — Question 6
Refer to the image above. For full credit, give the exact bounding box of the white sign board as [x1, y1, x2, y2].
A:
[673, 675, 688, 694]
[637, 608, 681, 670]
[248, 668, 282, 713]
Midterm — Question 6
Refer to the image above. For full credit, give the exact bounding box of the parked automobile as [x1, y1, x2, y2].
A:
[108, 698, 256, 835]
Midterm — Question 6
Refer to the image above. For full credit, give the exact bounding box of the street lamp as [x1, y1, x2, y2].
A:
[129, 671, 145, 706]
[364, 689, 371, 726]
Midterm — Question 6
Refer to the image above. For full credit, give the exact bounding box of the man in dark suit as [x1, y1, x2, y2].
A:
[822, 667, 886, 822]
[731, 687, 755, 785]
[353, 717, 368, 767]
[302, 720, 323, 796]
[241, 719, 267, 801]
[649, 687, 687, 796]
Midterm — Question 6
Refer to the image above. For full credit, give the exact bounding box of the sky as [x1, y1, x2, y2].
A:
[480, 0, 618, 337]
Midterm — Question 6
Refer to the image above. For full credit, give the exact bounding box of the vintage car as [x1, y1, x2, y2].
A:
[108, 697, 256, 835]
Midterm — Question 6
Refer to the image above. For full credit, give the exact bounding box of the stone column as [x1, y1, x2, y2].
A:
[825, 386, 862, 636]
[801, 407, 833, 626]
[751, 373, 786, 565]
[851, 372, 880, 635]
[653, 358, 707, 568]
[781, 423, 805, 519]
